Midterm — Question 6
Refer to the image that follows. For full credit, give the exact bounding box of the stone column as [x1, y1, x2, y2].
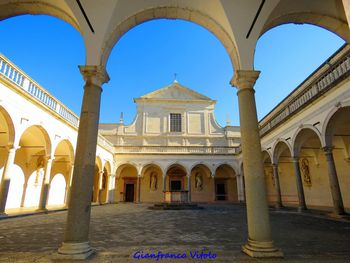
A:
[57, 65, 109, 260]
[65, 165, 74, 206]
[163, 176, 167, 191]
[37, 158, 53, 211]
[137, 176, 141, 203]
[323, 146, 345, 215]
[97, 171, 103, 204]
[187, 175, 191, 202]
[291, 157, 307, 211]
[231, 70, 282, 257]
[0, 147, 17, 215]
[272, 164, 282, 209]
[108, 174, 115, 203]
[342, 0, 350, 29]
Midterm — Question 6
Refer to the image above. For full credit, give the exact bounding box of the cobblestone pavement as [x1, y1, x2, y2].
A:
[0, 204, 350, 262]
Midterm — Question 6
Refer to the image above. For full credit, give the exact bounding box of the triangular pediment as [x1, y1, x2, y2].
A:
[136, 82, 213, 102]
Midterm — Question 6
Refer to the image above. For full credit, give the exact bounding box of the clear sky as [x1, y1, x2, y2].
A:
[0, 15, 345, 126]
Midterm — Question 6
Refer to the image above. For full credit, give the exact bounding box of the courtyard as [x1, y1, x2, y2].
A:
[0, 204, 349, 262]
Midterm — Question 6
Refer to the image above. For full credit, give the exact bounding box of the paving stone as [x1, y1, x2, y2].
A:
[0, 204, 349, 262]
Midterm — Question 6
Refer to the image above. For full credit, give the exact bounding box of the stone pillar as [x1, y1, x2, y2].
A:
[37, 158, 53, 211]
[342, 0, 350, 29]
[137, 176, 141, 203]
[57, 65, 109, 260]
[187, 175, 191, 202]
[231, 70, 282, 257]
[0, 147, 17, 215]
[323, 146, 345, 215]
[236, 174, 246, 203]
[163, 176, 167, 191]
[65, 165, 74, 206]
[272, 164, 282, 209]
[108, 174, 115, 203]
[97, 171, 103, 204]
[291, 157, 307, 211]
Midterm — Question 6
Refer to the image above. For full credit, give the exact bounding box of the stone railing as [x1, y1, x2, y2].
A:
[259, 44, 350, 137]
[97, 134, 115, 152]
[114, 145, 239, 154]
[0, 54, 79, 127]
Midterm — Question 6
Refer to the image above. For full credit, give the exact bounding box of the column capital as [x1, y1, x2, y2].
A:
[79, 65, 110, 86]
[323, 146, 334, 155]
[292, 156, 300, 162]
[272, 163, 278, 168]
[230, 70, 260, 90]
[5, 146, 18, 153]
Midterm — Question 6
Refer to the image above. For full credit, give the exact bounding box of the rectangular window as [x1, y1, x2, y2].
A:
[170, 113, 182, 132]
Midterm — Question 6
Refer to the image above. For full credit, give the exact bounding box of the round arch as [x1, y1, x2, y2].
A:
[165, 162, 188, 176]
[101, 7, 240, 70]
[18, 125, 52, 156]
[140, 163, 163, 178]
[260, 14, 350, 42]
[262, 150, 273, 163]
[190, 163, 212, 177]
[53, 139, 74, 163]
[95, 156, 103, 172]
[272, 139, 293, 163]
[0, 105, 15, 147]
[214, 163, 237, 176]
[292, 126, 324, 157]
[323, 105, 350, 146]
[0, 1, 81, 33]
[115, 162, 139, 178]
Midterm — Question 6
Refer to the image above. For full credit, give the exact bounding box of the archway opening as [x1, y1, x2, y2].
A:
[214, 164, 237, 202]
[273, 141, 296, 207]
[17, 125, 50, 208]
[140, 164, 163, 203]
[294, 128, 332, 210]
[116, 164, 138, 202]
[166, 164, 187, 192]
[190, 164, 212, 203]
[324, 106, 350, 210]
[262, 151, 275, 205]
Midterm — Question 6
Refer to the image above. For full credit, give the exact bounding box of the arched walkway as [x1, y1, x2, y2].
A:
[140, 164, 163, 202]
[324, 106, 350, 211]
[262, 151, 276, 205]
[116, 164, 138, 202]
[165, 164, 187, 192]
[273, 140, 298, 207]
[5, 164, 24, 209]
[50, 139, 74, 206]
[214, 164, 237, 202]
[190, 164, 213, 203]
[18, 125, 51, 209]
[294, 128, 333, 210]
[48, 173, 66, 206]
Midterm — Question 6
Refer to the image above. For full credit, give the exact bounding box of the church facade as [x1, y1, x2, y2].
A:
[99, 82, 244, 203]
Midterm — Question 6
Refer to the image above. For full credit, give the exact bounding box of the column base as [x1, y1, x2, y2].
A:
[297, 206, 307, 212]
[36, 208, 48, 213]
[328, 212, 349, 220]
[0, 212, 8, 218]
[275, 203, 283, 210]
[54, 241, 95, 260]
[242, 239, 283, 258]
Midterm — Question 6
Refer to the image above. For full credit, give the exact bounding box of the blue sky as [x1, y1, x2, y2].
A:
[0, 15, 345, 126]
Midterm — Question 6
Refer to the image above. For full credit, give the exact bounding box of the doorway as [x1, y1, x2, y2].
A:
[170, 180, 182, 191]
[125, 183, 135, 202]
[215, 180, 227, 201]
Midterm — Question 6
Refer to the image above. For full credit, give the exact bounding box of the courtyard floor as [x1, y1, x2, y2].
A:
[0, 203, 350, 262]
